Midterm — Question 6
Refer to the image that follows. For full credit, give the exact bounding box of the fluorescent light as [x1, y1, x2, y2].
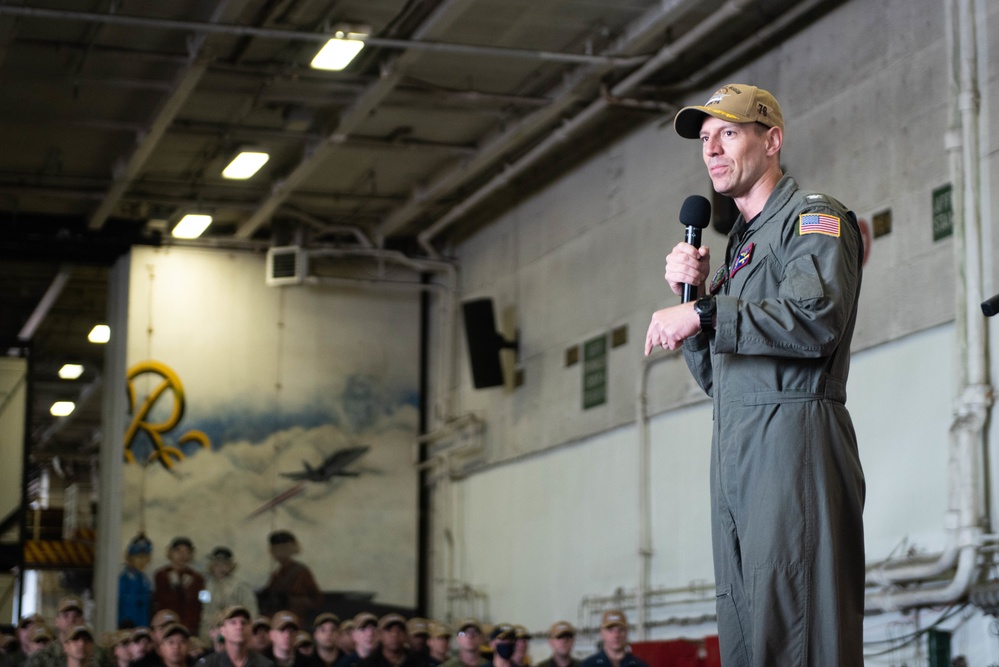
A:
[222, 151, 270, 179]
[88, 324, 110, 344]
[58, 364, 84, 380]
[50, 401, 75, 417]
[172, 214, 213, 239]
[311, 30, 367, 71]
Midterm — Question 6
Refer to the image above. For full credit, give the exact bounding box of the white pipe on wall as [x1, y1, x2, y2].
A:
[864, 0, 992, 610]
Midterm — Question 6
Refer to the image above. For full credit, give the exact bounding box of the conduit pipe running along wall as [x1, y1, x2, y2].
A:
[864, 0, 992, 611]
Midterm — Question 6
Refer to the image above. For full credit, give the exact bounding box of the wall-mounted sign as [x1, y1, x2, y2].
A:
[932, 184, 953, 241]
[582, 334, 607, 410]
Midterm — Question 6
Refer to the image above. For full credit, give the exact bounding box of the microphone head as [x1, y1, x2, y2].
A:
[679, 195, 711, 229]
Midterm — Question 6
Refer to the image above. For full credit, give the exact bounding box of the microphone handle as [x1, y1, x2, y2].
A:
[682, 226, 702, 303]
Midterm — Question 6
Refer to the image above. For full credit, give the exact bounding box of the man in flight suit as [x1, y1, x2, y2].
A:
[645, 83, 865, 666]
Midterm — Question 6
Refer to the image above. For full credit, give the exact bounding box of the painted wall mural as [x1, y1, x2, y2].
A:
[119, 246, 421, 623]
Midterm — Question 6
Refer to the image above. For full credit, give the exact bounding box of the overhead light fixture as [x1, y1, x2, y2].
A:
[58, 364, 84, 380]
[311, 25, 369, 71]
[172, 213, 213, 239]
[50, 401, 75, 417]
[88, 324, 110, 344]
[222, 150, 270, 180]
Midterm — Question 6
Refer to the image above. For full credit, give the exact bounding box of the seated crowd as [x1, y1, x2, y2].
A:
[0, 599, 648, 667]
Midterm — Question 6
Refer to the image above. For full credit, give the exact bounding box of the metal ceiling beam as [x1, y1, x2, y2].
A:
[414, 0, 831, 255]
[234, 0, 484, 240]
[85, 0, 239, 230]
[16, 267, 72, 342]
[0, 5, 647, 68]
[375, 0, 706, 240]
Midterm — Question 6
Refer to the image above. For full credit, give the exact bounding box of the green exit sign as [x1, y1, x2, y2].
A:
[582, 335, 607, 410]
[932, 183, 953, 241]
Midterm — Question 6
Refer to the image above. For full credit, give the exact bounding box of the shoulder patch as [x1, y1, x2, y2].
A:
[798, 212, 840, 237]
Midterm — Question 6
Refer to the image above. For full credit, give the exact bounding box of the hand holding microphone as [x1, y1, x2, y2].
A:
[645, 195, 713, 355]
[665, 195, 712, 301]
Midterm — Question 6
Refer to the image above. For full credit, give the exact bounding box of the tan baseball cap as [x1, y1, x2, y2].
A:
[67, 625, 95, 641]
[548, 621, 576, 638]
[222, 606, 251, 622]
[313, 612, 340, 629]
[378, 613, 407, 631]
[454, 618, 481, 634]
[271, 610, 301, 630]
[57, 596, 84, 614]
[428, 621, 451, 638]
[151, 609, 180, 629]
[674, 84, 784, 139]
[352, 612, 378, 629]
[29, 625, 54, 643]
[161, 624, 190, 640]
[600, 610, 627, 629]
[406, 617, 429, 637]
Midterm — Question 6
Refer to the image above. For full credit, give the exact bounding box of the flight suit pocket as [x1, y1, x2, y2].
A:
[779, 254, 824, 302]
[715, 583, 752, 666]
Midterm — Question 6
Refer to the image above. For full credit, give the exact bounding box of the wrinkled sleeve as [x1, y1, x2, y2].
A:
[682, 330, 713, 397]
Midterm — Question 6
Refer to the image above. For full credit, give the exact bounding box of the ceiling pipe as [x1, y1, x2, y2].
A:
[86, 0, 240, 230]
[17, 267, 72, 342]
[0, 5, 646, 68]
[416, 0, 758, 258]
[376, 0, 707, 241]
[864, 0, 992, 611]
[235, 0, 486, 239]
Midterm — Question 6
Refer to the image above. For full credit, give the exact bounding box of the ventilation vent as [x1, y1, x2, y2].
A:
[266, 246, 306, 286]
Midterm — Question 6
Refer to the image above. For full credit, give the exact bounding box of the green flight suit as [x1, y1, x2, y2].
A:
[683, 175, 865, 666]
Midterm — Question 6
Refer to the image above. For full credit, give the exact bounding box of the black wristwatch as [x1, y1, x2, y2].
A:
[694, 295, 716, 332]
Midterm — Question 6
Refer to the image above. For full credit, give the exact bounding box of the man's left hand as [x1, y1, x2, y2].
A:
[644, 302, 701, 354]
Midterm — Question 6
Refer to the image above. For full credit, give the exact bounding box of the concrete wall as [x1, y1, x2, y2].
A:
[425, 0, 999, 663]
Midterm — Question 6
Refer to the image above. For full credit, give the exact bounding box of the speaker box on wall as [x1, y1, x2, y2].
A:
[462, 298, 505, 389]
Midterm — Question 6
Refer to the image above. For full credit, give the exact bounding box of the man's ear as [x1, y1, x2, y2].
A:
[765, 126, 783, 156]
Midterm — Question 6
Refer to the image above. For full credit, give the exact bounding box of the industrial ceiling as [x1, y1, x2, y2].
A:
[0, 0, 845, 477]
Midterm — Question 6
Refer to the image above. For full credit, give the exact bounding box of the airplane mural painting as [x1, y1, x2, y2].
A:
[280, 446, 369, 481]
[248, 445, 370, 518]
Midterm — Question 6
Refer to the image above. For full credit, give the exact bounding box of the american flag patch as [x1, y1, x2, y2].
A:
[798, 213, 841, 237]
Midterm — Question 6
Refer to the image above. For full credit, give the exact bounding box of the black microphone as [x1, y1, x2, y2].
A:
[679, 195, 712, 303]
[982, 293, 999, 317]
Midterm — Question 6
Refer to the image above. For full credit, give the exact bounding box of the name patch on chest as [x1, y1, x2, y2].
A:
[798, 213, 841, 237]
[729, 242, 755, 278]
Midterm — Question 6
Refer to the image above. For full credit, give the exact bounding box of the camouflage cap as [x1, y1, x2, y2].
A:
[67, 625, 95, 641]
